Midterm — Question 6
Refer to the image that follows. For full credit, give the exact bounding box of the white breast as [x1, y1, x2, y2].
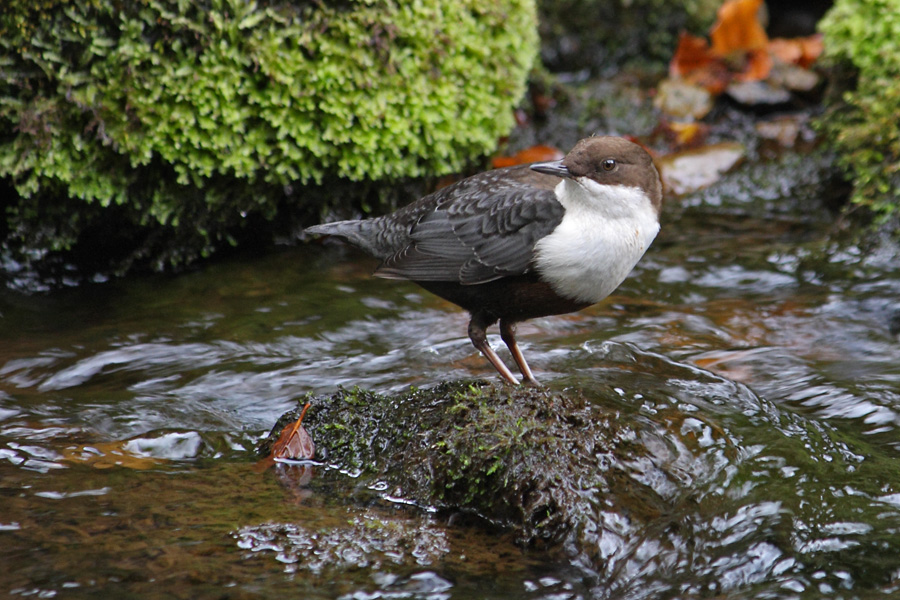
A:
[533, 178, 660, 304]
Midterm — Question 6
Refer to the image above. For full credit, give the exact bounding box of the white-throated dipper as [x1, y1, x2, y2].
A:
[306, 136, 662, 385]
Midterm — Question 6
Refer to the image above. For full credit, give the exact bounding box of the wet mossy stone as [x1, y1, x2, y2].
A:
[0, 0, 538, 276]
[261, 374, 747, 555]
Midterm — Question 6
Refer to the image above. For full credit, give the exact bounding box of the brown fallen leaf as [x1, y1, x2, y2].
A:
[735, 48, 773, 82]
[768, 37, 803, 65]
[710, 0, 769, 57]
[769, 34, 824, 69]
[659, 120, 709, 147]
[63, 440, 163, 470]
[667, 0, 774, 97]
[689, 62, 733, 97]
[797, 34, 824, 69]
[254, 402, 315, 473]
[670, 32, 717, 79]
[669, 33, 732, 95]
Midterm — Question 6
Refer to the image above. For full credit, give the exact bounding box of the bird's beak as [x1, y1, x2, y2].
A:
[530, 160, 571, 179]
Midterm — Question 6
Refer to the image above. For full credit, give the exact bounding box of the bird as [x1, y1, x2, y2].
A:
[305, 136, 663, 385]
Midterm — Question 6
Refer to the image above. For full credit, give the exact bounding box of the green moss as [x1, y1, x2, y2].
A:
[817, 0, 900, 220]
[0, 0, 538, 275]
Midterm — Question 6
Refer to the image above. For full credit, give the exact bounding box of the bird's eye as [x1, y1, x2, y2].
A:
[601, 158, 617, 171]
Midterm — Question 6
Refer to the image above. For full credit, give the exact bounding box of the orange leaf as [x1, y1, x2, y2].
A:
[662, 121, 708, 147]
[686, 60, 733, 95]
[710, 0, 769, 56]
[768, 38, 803, 65]
[254, 402, 315, 473]
[669, 32, 716, 79]
[736, 47, 772, 82]
[492, 145, 564, 169]
[769, 34, 823, 68]
[273, 402, 314, 460]
[798, 34, 824, 68]
[668, 33, 732, 94]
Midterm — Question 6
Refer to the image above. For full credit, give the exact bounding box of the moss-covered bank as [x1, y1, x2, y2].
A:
[0, 0, 537, 277]
[818, 0, 900, 222]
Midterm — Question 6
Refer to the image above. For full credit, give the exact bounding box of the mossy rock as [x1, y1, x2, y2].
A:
[817, 0, 900, 222]
[261, 373, 749, 559]
[0, 0, 537, 279]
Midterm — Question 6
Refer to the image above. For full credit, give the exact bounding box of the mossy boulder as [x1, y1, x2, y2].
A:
[261, 375, 747, 555]
[817, 0, 900, 221]
[0, 0, 537, 278]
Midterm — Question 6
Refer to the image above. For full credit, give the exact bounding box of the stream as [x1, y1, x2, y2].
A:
[3, 154, 900, 598]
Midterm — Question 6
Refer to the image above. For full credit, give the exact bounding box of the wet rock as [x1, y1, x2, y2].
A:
[725, 80, 792, 107]
[654, 78, 715, 121]
[769, 61, 821, 93]
[657, 141, 746, 195]
[755, 115, 804, 147]
[262, 367, 756, 574]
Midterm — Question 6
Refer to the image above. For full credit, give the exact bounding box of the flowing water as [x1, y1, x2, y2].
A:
[3, 169, 900, 598]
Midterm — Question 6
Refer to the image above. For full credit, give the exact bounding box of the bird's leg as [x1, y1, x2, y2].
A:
[468, 313, 519, 385]
[499, 319, 539, 386]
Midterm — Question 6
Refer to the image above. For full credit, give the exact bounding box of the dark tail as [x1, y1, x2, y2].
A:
[304, 220, 387, 259]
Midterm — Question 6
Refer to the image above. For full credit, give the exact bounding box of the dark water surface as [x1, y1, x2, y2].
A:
[3, 189, 900, 598]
